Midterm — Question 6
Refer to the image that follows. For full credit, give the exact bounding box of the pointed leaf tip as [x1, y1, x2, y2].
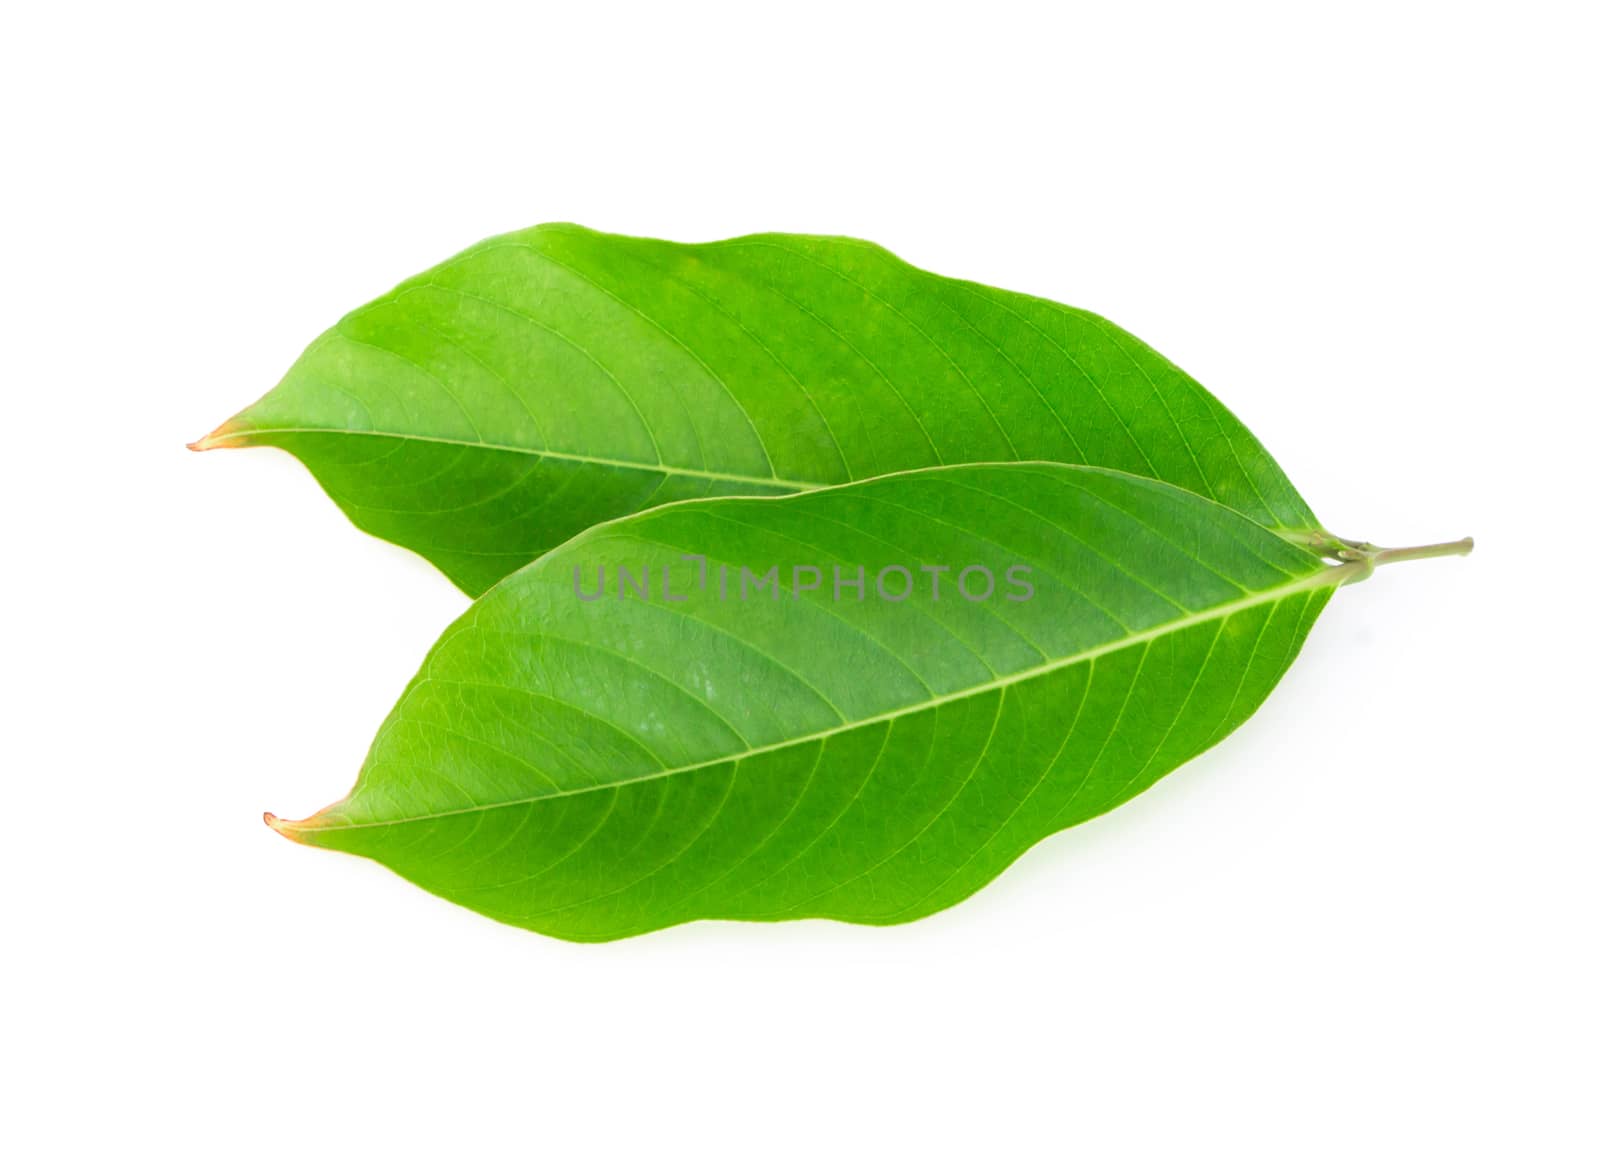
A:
[187, 419, 244, 452]
[264, 812, 309, 843]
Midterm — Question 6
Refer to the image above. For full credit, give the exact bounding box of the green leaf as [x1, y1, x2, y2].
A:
[270, 463, 1391, 942]
[195, 225, 1319, 595]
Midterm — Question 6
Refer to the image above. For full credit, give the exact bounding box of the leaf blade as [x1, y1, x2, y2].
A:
[204, 226, 1319, 593]
[278, 463, 1337, 940]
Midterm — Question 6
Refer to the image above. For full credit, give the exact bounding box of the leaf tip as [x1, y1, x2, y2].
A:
[187, 418, 244, 452]
[264, 811, 311, 844]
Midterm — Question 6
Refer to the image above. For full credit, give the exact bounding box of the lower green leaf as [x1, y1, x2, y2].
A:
[271, 464, 1460, 941]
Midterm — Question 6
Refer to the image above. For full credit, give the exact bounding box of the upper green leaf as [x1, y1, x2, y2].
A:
[273, 463, 1344, 941]
[198, 225, 1319, 594]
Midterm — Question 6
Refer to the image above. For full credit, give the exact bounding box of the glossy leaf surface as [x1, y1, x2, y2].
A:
[198, 225, 1319, 594]
[273, 464, 1343, 941]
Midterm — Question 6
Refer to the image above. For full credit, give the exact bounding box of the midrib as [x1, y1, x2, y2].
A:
[295, 561, 1349, 835]
[206, 426, 821, 492]
[210, 425, 1320, 539]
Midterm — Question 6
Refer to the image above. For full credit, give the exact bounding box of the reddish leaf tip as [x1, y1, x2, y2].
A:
[264, 811, 309, 843]
[187, 419, 244, 452]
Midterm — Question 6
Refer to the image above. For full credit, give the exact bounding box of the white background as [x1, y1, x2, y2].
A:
[5, 2, 1595, 1152]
